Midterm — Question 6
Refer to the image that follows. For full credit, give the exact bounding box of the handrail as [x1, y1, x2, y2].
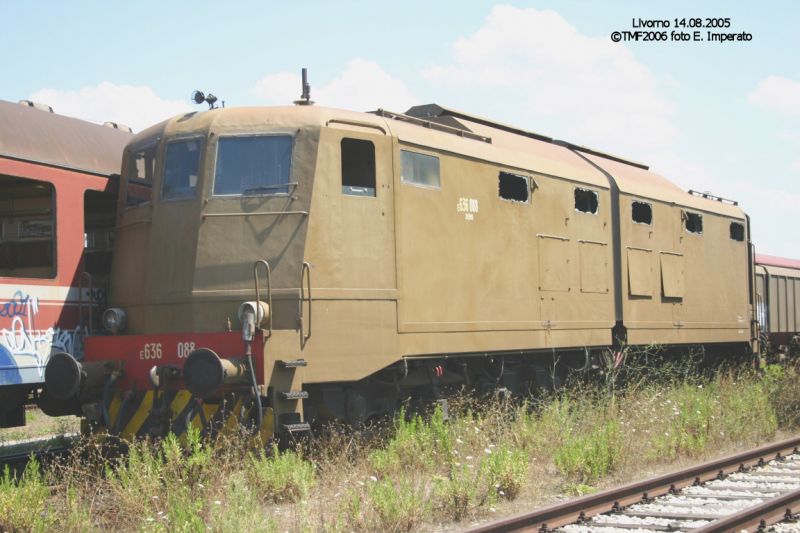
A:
[253, 260, 273, 339]
[326, 118, 387, 135]
[372, 109, 492, 144]
[299, 262, 312, 347]
[203, 211, 308, 219]
[78, 272, 93, 336]
[536, 233, 569, 241]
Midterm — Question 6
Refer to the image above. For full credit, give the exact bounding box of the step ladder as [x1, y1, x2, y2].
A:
[254, 259, 312, 437]
[273, 358, 311, 435]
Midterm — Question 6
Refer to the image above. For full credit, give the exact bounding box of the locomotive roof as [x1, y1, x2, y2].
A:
[756, 254, 800, 271]
[0, 99, 131, 177]
[147, 104, 744, 219]
[402, 104, 744, 219]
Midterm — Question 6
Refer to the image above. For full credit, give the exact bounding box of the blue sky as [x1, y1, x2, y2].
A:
[2, 1, 798, 256]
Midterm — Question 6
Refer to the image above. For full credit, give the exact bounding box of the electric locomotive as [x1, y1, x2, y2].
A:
[41, 95, 756, 439]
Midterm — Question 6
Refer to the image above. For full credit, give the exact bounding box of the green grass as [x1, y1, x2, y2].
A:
[247, 444, 316, 503]
[0, 362, 798, 531]
[0, 459, 53, 532]
[554, 419, 622, 483]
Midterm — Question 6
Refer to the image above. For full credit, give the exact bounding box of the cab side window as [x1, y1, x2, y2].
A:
[341, 138, 376, 197]
[125, 142, 156, 207]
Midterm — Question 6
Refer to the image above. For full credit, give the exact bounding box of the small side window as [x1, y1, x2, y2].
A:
[684, 211, 703, 234]
[498, 172, 529, 203]
[400, 150, 440, 189]
[125, 142, 157, 207]
[574, 188, 598, 214]
[632, 201, 652, 225]
[729, 221, 745, 242]
[341, 138, 376, 197]
[84, 190, 117, 280]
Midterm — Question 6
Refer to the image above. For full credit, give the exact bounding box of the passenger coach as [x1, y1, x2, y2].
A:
[0, 100, 130, 426]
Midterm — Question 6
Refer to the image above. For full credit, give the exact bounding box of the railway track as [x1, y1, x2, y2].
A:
[0, 433, 78, 471]
[464, 436, 800, 533]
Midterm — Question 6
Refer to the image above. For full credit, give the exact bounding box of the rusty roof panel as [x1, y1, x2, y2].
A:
[581, 152, 745, 218]
[0, 99, 131, 176]
[756, 254, 800, 271]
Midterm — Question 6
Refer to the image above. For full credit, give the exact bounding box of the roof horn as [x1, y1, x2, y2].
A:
[294, 68, 314, 106]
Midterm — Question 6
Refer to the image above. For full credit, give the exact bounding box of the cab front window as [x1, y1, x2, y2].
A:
[162, 139, 202, 200]
[213, 135, 293, 196]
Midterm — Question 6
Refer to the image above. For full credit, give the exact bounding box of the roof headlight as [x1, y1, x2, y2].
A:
[102, 308, 127, 334]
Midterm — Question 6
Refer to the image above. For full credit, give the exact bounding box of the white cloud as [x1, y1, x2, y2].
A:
[253, 59, 418, 111]
[252, 72, 304, 107]
[643, 150, 716, 192]
[726, 180, 800, 256]
[421, 5, 798, 256]
[422, 5, 677, 159]
[748, 75, 800, 116]
[29, 82, 192, 133]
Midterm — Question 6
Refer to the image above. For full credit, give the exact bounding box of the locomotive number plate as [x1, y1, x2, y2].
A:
[139, 342, 163, 360]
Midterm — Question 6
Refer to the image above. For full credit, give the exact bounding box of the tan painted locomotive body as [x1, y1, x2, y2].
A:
[74, 103, 753, 434]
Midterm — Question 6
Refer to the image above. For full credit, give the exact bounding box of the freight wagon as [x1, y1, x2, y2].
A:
[755, 254, 800, 354]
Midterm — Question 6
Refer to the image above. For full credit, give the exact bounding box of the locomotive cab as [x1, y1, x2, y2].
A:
[111, 109, 319, 336]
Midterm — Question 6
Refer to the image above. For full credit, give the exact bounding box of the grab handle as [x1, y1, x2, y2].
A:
[253, 260, 273, 339]
[299, 262, 312, 346]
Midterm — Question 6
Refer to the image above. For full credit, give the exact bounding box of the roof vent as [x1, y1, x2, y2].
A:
[688, 189, 738, 206]
[103, 121, 133, 133]
[18, 100, 54, 113]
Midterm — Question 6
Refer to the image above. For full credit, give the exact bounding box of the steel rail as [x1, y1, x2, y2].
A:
[0, 433, 79, 468]
[462, 435, 800, 533]
[693, 487, 800, 532]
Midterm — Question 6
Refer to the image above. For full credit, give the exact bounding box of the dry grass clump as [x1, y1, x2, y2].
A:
[0, 362, 798, 532]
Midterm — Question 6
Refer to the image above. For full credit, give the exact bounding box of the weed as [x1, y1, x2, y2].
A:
[370, 405, 453, 477]
[484, 444, 528, 500]
[554, 419, 622, 483]
[0, 459, 54, 532]
[562, 482, 598, 496]
[764, 364, 800, 428]
[366, 478, 431, 532]
[247, 444, 316, 503]
[435, 465, 481, 521]
[0, 360, 796, 532]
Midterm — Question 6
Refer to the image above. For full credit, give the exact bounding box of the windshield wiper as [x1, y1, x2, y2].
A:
[242, 183, 295, 195]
